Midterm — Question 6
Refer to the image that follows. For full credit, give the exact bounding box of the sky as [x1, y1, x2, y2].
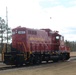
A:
[0, 0, 76, 41]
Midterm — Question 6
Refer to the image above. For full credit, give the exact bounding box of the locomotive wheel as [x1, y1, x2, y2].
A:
[15, 62, 24, 67]
[62, 53, 68, 61]
[25, 62, 30, 65]
[46, 60, 48, 63]
[65, 53, 70, 60]
[33, 56, 41, 65]
[62, 55, 66, 61]
[25, 59, 31, 65]
[53, 59, 59, 62]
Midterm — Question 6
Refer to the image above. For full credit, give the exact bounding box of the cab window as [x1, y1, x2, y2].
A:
[18, 31, 26, 34]
[12, 31, 15, 34]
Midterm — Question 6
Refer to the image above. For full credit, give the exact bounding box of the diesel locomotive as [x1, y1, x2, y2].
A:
[3, 26, 70, 66]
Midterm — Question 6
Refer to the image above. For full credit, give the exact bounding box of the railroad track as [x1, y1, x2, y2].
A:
[0, 62, 54, 71]
[0, 56, 76, 71]
[0, 66, 15, 71]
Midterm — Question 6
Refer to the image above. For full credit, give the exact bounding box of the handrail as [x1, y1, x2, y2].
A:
[2, 44, 6, 61]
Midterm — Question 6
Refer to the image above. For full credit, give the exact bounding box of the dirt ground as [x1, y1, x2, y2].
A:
[0, 61, 76, 75]
[0, 52, 76, 75]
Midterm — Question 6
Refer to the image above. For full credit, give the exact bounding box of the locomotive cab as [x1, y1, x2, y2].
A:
[12, 27, 26, 53]
[4, 27, 27, 65]
[49, 31, 61, 51]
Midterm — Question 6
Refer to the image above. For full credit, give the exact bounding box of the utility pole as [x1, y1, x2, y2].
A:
[6, 6, 8, 52]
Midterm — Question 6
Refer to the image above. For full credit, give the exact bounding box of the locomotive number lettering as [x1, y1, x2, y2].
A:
[29, 37, 45, 41]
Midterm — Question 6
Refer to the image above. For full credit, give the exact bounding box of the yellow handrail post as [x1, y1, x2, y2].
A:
[2, 44, 6, 62]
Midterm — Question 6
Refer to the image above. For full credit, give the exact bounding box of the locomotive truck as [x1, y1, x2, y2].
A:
[2, 26, 70, 66]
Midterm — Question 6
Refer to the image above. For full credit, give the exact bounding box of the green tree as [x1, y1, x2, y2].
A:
[0, 17, 11, 53]
[65, 40, 76, 51]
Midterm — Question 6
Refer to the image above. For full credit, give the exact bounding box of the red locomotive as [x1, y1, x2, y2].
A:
[4, 26, 70, 66]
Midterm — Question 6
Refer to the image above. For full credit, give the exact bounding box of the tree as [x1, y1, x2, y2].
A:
[65, 40, 76, 51]
[0, 17, 11, 53]
[65, 40, 70, 47]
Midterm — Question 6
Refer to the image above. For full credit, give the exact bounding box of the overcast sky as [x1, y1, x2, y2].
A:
[0, 0, 76, 41]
